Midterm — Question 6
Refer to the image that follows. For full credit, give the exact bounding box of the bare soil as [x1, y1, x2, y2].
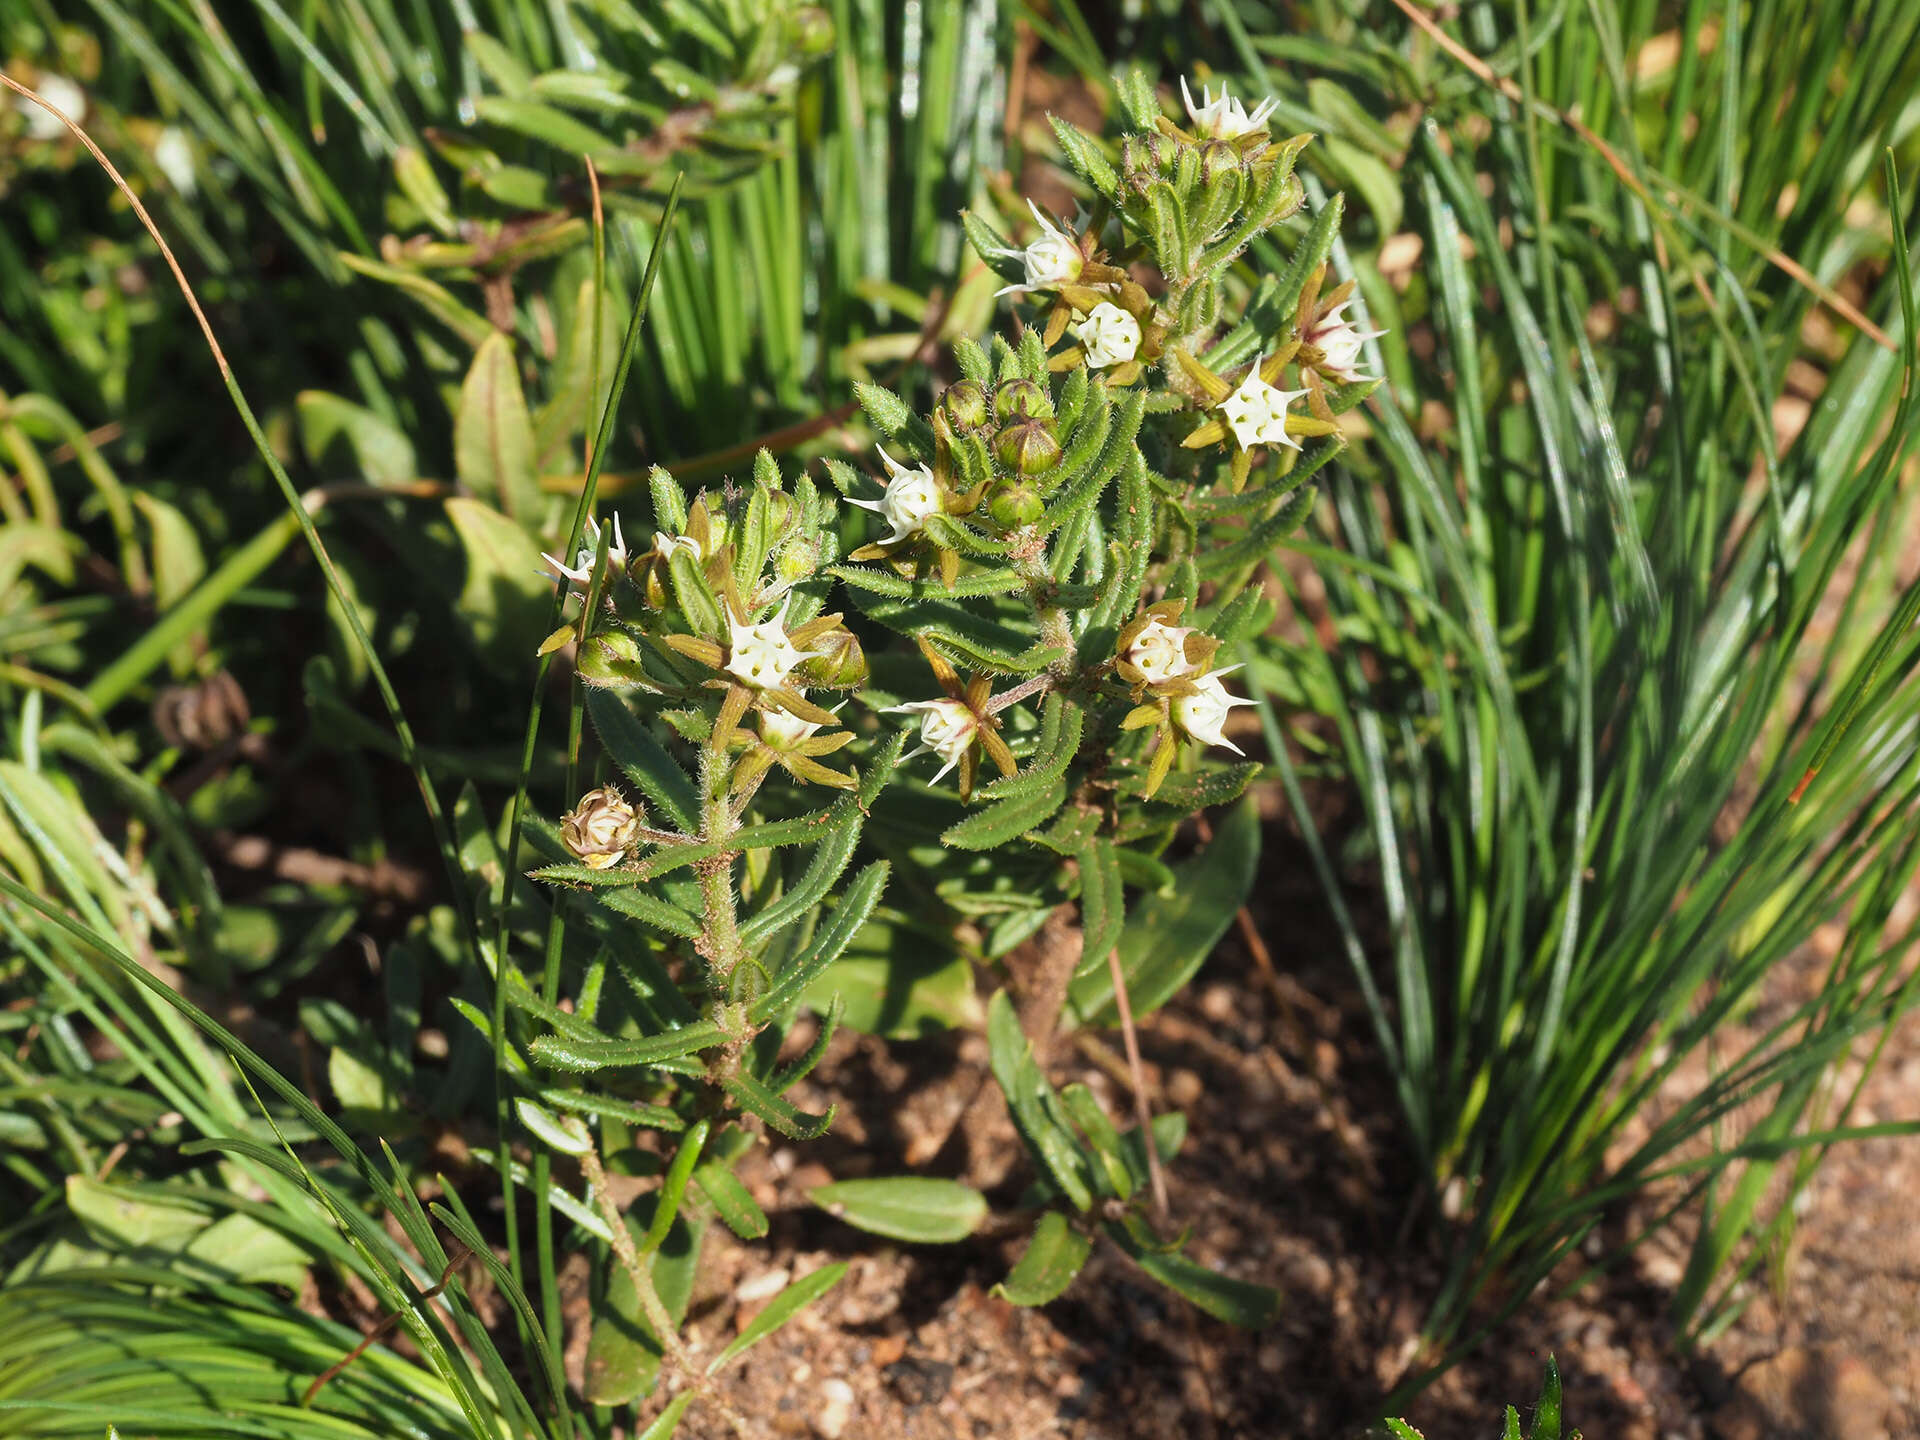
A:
[574, 819, 1920, 1440]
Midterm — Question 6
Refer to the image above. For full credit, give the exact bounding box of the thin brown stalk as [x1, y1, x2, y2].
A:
[1107, 944, 1170, 1221]
[303, 1240, 473, 1407]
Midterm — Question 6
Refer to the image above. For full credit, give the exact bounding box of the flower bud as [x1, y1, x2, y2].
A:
[940, 380, 990, 430]
[993, 417, 1061, 477]
[985, 477, 1044, 530]
[993, 377, 1051, 421]
[775, 534, 821, 583]
[561, 786, 643, 869]
[800, 628, 868, 688]
[575, 630, 649, 687]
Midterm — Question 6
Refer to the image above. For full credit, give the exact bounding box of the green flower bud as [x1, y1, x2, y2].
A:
[575, 629, 649, 688]
[776, 536, 820, 584]
[800, 628, 868, 688]
[993, 417, 1061, 477]
[985, 477, 1044, 530]
[993, 377, 1051, 421]
[940, 379, 990, 430]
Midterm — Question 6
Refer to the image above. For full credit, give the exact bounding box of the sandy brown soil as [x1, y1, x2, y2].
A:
[568, 819, 1920, 1440]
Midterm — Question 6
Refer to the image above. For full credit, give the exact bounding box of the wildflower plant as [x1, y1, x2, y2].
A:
[491, 66, 1383, 1411]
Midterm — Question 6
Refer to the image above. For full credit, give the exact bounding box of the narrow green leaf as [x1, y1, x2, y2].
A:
[694, 1164, 770, 1240]
[1105, 1223, 1282, 1327]
[706, 1262, 849, 1375]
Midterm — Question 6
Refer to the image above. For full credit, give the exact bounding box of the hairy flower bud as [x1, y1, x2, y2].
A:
[561, 787, 643, 869]
[574, 629, 647, 686]
[800, 628, 868, 688]
[984, 477, 1044, 530]
[993, 377, 1050, 421]
[940, 380, 990, 430]
[993, 417, 1061, 477]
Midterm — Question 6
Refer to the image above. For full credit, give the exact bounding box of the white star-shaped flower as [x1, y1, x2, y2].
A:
[1306, 301, 1388, 383]
[888, 698, 979, 784]
[848, 446, 944, 544]
[1218, 364, 1310, 450]
[988, 200, 1085, 297]
[1074, 302, 1142, 369]
[725, 602, 819, 690]
[540, 513, 627, 591]
[1172, 666, 1256, 754]
[1180, 77, 1278, 141]
[1127, 618, 1198, 684]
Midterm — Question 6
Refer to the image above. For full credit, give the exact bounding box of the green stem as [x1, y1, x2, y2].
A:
[697, 768, 750, 991]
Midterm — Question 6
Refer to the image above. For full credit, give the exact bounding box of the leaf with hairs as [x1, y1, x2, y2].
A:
[994, 1210, 1093, 1306]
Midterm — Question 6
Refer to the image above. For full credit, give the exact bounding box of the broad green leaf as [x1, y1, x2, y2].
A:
[66, 1176, 205, 1253]
[801, 918, 978, 1037]
[64, 1178, 307, 1288]
[810, 1177, 986, 1244]
[993, 1211, 1092, 1307]
[444, 496, 551, 670]
[330, 1045, 406, 1125]
[1067, 796, 1259, 1026]
[455, 333, 541, 520]
[0, 521, 78, 596]
[131, 493, 205, 612]
[706, 1262, 849, 1374]
[585, 1202, 703, 1405]
[987, 991, 1095, 1211]
[181, 1213, 310, 1289]
[295, 390, 416, 486]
